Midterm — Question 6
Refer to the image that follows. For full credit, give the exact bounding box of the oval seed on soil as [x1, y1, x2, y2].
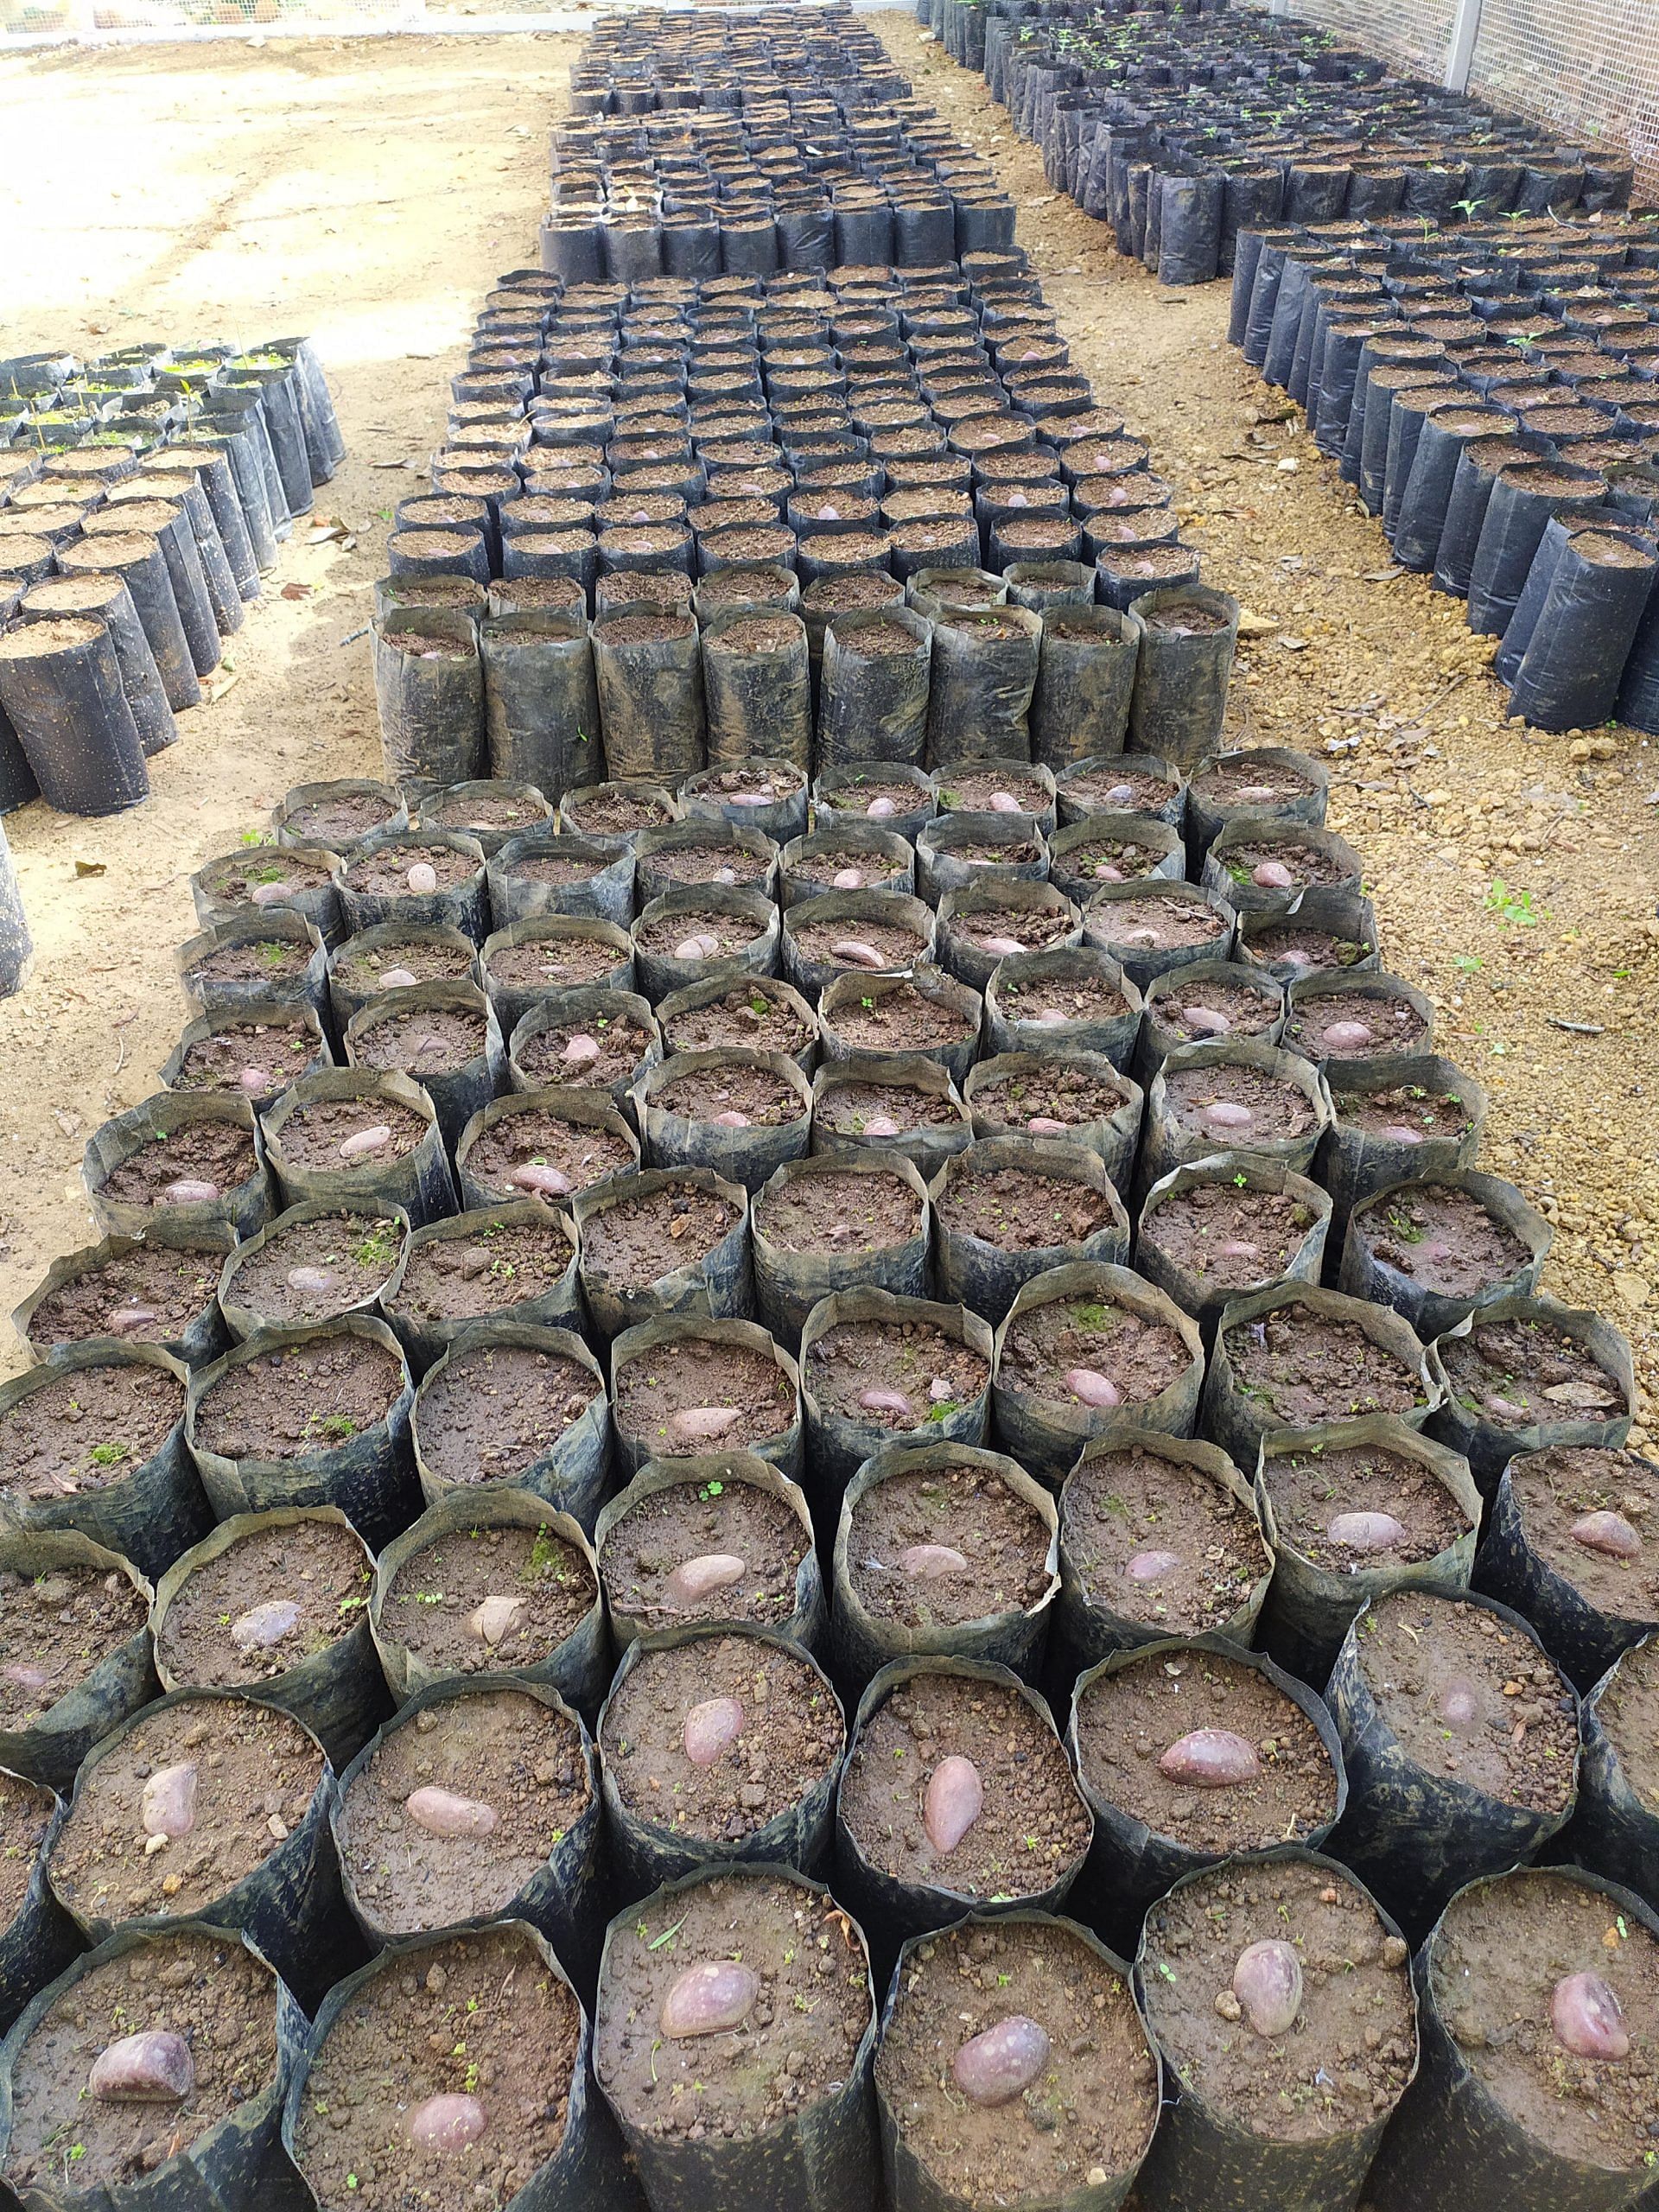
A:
[510, 1162, 575, 1198]
[664, 1553, 747, 1605]
[859, 1386, 913, 1418]
[662, 1960, 759, 2038]
[1232, 1940, 1303, 2037]
[163, 1179, 220, 1205]
[338, 1124, 391, 1160]
[1327, 1510, 1409, 1554]
[1027, 1116, 1069, 1135]
[674, 934, 721, 962]
[230, 1598, 302, 1651]
[670, 1405, 741, 1443]
[407, 2093, 488, 2151]
[1203, 1101, 1254, 1133]
[977, 935, 1026, 959]
[1571, 1510, 1643, 1560]
[866, 798, 898, 821]
[89, 2030, 194, 2104]
[1182, 1007, 1232, 1038]
[1093, 863, 1125, 883]
[105, 1305, 158, 1336]
[1484, 1392, 1529, 1424]
[468, 1593, 525, 1646]
[683, 1694, 745, 1765]
[988, 792, 1021, 814]
[1550, 1970, 1630, 2060]
[862, 1114, 903, 1138]
[406, 1785, 498, 1839]
[1218, 1239, 1261, 1261]
[5, 1663, 49, 1692]
[1103, 783, 1136, 805]
[1251, 861, 1294, 891]
[714, 868, 737, 886]
[832, 868, 864, 891]
[141, 1761, 199, 1839]
[950, 2015, 1051, 2107]
[1440, 1677, 1481, 1730]
[1235, 785, 1277, 806]
[1322, 1020, 1376, 1054]
[1375, 1123, 1426, 1145]
[925, 1753, 985, 1853]
[285, 1265, 335, 1296]
[406, 862, 439, 895]
[1065, 1367, 1121, 1408]
[249, 880, 294, 907]
[238, 1066, 270, 1096]
[1126, 1548, 1181, 1582]
[710, 1109, 750, 1128]
[560, 1033, 601, 1067]
[379, 967, 419, 989]
[830, 938, 887, 969]
[1159, 1728, 1261, 1787]
[899, 1543, 969, 1578]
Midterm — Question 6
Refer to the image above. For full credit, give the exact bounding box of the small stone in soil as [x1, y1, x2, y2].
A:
[900, 1543, 969, 1578]
[1128, 1548, 1181, 1582]
[163, 1179, 219, 1205]
[860, 1386, 913, 1418]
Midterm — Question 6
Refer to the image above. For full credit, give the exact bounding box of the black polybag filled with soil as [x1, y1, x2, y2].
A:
[480, 610, 603, 800]
[372, 608, 486, 788]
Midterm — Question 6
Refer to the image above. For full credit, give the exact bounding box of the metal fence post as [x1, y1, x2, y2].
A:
[1444, 0, 1484, 92]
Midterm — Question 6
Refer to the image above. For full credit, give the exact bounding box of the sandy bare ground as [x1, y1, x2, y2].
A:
[0, 14, 1654, 1439]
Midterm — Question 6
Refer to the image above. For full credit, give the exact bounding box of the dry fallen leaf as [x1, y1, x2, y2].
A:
[73, 860, 106, 878]
[280, 582, 313, 601]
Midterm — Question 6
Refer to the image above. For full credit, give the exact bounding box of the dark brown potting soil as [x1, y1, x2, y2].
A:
[514, 1012, 654, 1090]
[791, 915, 928, 969]
[709, 618, 798, 657]
[1507, 1446, 1659, 1618]
[816, 1078, 962, 1139]
[840, 1668, 1090, 1899]
[788, 844, 908, 897]
[1065, 1444, 1267, 1634]
[970, 1060, 1133, 1135]
[1065, 766, 1184, 816]
[1247, 923, 1372, 975]
[0, 1557, 147, 1729]
[938, 1165, 1115, 1252]
[613, 1335, 795, 1459]
[807, 1315, 988, 1430]
[1354, 1593, 1576, 1809]
[1430, 1871, 1659, 2169]
[293, 1923, 579, 2212]
[50, 1694, 323, 1919]
[934, 836, 1045, 871]
[597, 613, 694, 648]
[1593, 1635, 1659, 1801]
[1440, 1315, 1623, 1426]
[989, 962, 1135, 1030]
[156, 1515, 371, 1689]
[465, 1105, 634, 1200]
[1142, 598, 1231, 639]
[274, 1096, 429, 1170]
[601, 1473, 808, 1632]
[416, 1342, 596, 1486]
[24, 1243, 219, 1352]
[501, 849, 615, 889]
[171, 1016, 316, 1095]
[486, 931, 625, 993]
[652, 1061, 801, 1127]
[662, 979, 814, 1060]
[345, 842, 478, 897]
[583, 1183, 741, 1293]
[1075, 1646, 1335, 1851]
[1191, 755, 1318, 811]
[1224, 1302, 1425, 1427]
[1220, 838, 1347, 893]
[353, 1005, 487, 1082]
[285, 791, 399, 845]
[1162, 1061, 1315, 1143]
[753, 1164, 922, 1256]
[1332, 1080, 1476, 1143]
[340, 1687, 589, 1931]
[0, 1358, 184, 1502]
[816, 774, 925, 818]
[837, 613, 924, 658]
[999, 1294, 1191, 1412]
[226, 1211, 402, 1326]
[1092, 894, 1226, 957]
[826, 980, 976, 1055]
[188, 936, 315, 988]
[597, 1870, 870, 2141]
[1060, 836, 1168, 885]
[1139, 1858, 1415, 2139]
[1286, 989, 1428, 1061]
[601, 1630, 842, 1845]
[1262, 1440, 1469, 1569]
[1151, 976, 1281, 1044]
[1357, 1181, 1532, 1299]
[1144, 1179, 1319, 1293]
[194, 1332, 404, 1463]
[937, 770, 1051, 817]
[563, 785, 677, 837]
[875, 1917, 1158, 2203]
[957, 905, 1073, 954]
[201, 850, 335, 906]
[642, 841, 772, 890]
[99, 1119, 259, 1208]
[383, 1517, 594, 1675]
[3, 1928, 282, 2192]
[334, 934, 476, 995]
[847, 1460, 1051, 1630]
[427, 790, 547, 837]
[637, 907, 762, 958]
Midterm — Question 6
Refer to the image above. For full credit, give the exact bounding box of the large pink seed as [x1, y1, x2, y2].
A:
[1233, 1940, 1303, 2037]
[1550, 1971, 1630, 2060]
[1031, 1008, 1068, 1027]
[1327, 1510, 1408, 1554]
[1127, 1548, 1181, 1582]
[988, 791, 1021, 814]
[925, 1754, 985, 1853]
[1571, 1510, 1643, 1560]
[978, 935, 1026, 959]
[379, 967, 419, 989]
[248, 880, 293, 908]
[859, 1386, 913, 1418]
[1104, 783, 1136, 804]
[662, 1961, 759, 2038]
[105, 1306, 158, 1336]
[469, 1594, 525, 1646]
[1322, 1020, 1376, 1055]
[338, 1124, 391, 1160]
[407, 1786, 497, 1839]
[89, 2031, 194, 2104]
[3, 1662, 48, 1693]
[1440, 1677, 1481, 1730]
[1376, 1123, 1425, 1146]
[286, 1265, 334, 1297]
[671, 1405, 741, 1443]
[238, 1066, 270, 1096]
[830, 938, 887, 969]
[951, 2016, 1051, 2107]
[900, 1543, 969, 1578]
[1203, 1101, 1254, 1133]
[141, 1762, 199, 1839]
[406, 862, 440, 895]
[163, 1179, 219, 1205]
[1159, 1729, 1260, 1787]
[832, 868, 864, 891]
[511, 1162, 574, 1198]
[1094, 862, 1126, 883]
[674, 934, 721, 962]
[1065, 1367, 1121, 1408]
[1183, 1007, 1232, 1038]
[408, 2094, 488, 2151]
[711, 1109, 751, 1128]
[1236, 785, 1278, 806]
[664, 1554, 747, 1605]
[866, 797, 899, 820]
[560, 1033, 601, 1067]
[1484, 1392, 1529, 1425]
[714, 868, 738, 886]
[684, 1695, 745, 1765]
[231, 1598, 302, 1651]
[1218, 1239, 1261, 1261]
[862, 1114, 903, 1138]
[1027, 1116, 1069, 1135]
[1252, 861, 1294, 891]
[731, 790, 774, 806]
